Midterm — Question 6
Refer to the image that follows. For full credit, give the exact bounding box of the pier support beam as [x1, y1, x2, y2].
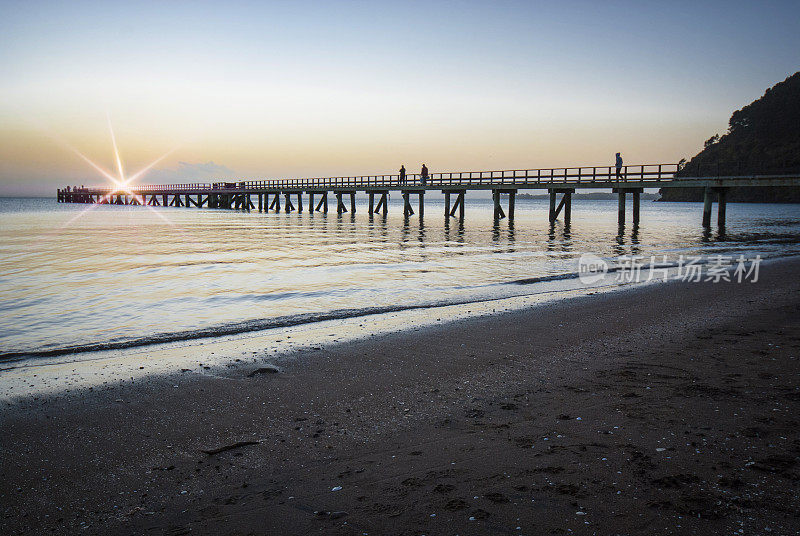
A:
[613, 188, 642, 226]
[369, 193, 374, 214]
[401, 190, 424, 217]
[702, 187, 713, 227]
[284, 193, 295, 212]
[444, 190, 466, 220]
[270, 192, 280, 212]
[702, 187, 728, 228]
[296, 193, 303, 213]
[315, 192, 328, 213]
[336, 193, 347, 214]
[258, 193, 263, 212]
[402, 192, 413, 216]
[333, 191, 355, 214]
[308, 192, 314, 213]
[373, 191, 388, 215]
[492, 189, 517, 220]
[548, 188, 574, 223]
[492, 190, 506, 219]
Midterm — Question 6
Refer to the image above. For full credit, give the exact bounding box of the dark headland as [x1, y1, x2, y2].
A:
[660, 72, 800, 202]
[2, 257, 799, 535]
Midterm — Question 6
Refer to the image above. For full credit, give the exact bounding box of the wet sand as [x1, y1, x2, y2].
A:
[2, 257, 800, 535]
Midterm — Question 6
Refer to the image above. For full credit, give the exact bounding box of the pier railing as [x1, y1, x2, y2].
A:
[244, 164, 679, 190]
[67, 164, 682, 193]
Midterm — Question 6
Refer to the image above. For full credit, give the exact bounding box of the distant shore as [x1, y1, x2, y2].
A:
[517, 191, 661, 201]
[2, 257, 800, 535]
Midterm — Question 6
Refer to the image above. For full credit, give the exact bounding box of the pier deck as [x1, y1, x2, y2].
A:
[57, 164, 800, 227]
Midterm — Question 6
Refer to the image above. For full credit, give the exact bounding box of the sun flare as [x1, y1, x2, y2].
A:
[57, 118, 179, 226]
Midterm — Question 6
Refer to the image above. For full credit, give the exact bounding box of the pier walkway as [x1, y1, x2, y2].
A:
[57, 164, 800, 227]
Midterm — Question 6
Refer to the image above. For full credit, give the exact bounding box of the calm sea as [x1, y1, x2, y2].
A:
[1, 196, 799, 360]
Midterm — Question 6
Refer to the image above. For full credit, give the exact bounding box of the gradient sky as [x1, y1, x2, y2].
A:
[1, 0, 798, 195]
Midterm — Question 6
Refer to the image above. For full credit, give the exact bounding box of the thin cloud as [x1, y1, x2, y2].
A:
[148, 161, 236, 182]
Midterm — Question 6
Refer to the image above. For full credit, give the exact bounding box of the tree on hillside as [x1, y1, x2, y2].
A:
[677, 72, 800, 178]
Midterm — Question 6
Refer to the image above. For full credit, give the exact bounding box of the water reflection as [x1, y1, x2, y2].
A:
[701, 225, 728, 243]
[2, 197, 799, 355]
[443, 217, 466, 244]
[611, 223, 642, 256]
[547, 221, 572, 253]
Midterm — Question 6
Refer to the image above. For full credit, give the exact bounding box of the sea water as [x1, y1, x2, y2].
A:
[1, 196, 799, 361]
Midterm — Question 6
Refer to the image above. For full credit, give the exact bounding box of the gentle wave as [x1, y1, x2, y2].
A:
[0, 273, 599, 362]
[0, 254, 793, 362]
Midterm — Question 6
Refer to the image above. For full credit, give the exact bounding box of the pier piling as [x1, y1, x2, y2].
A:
[548, 189, 573, 223]
[702, 187, 713, 227]
[402, 192, 413, 216]
[718, 188, 727, 228]
[374, 191, 388, 215]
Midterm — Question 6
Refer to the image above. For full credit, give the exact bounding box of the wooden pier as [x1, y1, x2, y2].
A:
[57, 164, 800, 227]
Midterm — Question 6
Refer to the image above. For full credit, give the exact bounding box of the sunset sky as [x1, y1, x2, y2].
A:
[1, 0, 798, 195]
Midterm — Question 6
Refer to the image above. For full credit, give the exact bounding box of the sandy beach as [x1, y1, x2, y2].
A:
[2, 257, 799, 535]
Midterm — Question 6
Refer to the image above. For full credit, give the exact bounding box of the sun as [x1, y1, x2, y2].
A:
[58, 115, 178, 226]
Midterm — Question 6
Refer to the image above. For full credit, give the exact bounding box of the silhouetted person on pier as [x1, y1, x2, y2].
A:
[615, 153, 623, 179]
[66, 186, 71, 192]
[420, 164, 429, 186]
[399, 165, 406, 185]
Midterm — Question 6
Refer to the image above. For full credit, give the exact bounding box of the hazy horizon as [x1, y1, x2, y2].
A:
[2, 0, 799, 196]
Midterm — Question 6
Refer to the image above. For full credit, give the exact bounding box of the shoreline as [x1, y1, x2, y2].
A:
[3, 254, 795, 402]
[2, 256, 799, 534]
[0, 271, 647, 402]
